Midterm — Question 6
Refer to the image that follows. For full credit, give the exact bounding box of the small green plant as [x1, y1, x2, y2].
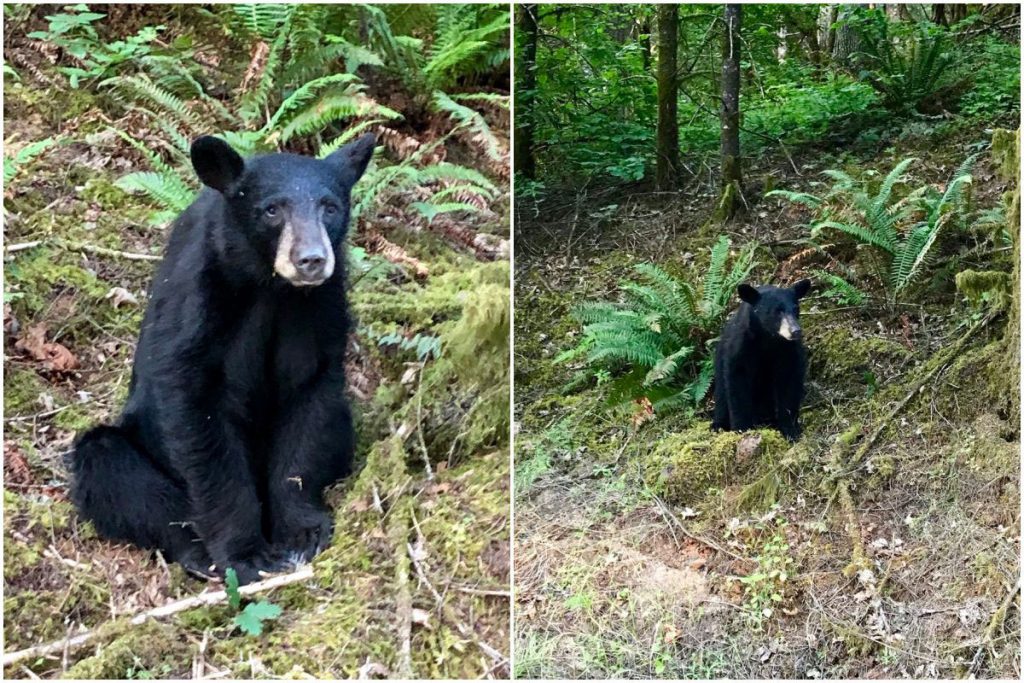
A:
[224, 567, 283, 637]
[559, 236, 757, 413]
[769, 155, 976, 302]
[732, 521, 795, 630]
[375, 331, 442, 361]
[27, 5, 164, 87]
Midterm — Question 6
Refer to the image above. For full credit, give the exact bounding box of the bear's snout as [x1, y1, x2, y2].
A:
[274, 219, 336, 286]
[778, 315, 802, 341]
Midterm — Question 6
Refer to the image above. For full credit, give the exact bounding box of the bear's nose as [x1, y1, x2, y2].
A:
[294, 248, 326, 277]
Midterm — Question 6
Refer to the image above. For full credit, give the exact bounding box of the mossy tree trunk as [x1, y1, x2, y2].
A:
[655, 3, 679, 191]
[993, 128, 1020, 429]
[717, 4, 743, 221]
[514, 4, 538, 180]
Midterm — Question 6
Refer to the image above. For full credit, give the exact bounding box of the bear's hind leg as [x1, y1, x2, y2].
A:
[69, 425, 213, 576]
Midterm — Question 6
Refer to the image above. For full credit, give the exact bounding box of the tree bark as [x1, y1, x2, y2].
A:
[831, 5, 860, 67]
[655, 3, 679, 191]
[717, 4, 742, 220]
[514, 4, 538, 180]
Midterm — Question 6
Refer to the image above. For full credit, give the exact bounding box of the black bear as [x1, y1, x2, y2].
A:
[69, 134, 376, 584]
[712, 279, 811, 441]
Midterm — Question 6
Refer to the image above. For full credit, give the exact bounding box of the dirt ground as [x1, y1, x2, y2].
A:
[513, 121, 1020, 679]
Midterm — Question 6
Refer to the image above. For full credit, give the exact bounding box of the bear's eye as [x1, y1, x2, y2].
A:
[323, 204, 338, 216]
[264, 205, 279, 218]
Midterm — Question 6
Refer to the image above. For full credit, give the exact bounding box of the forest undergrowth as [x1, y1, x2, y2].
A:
[3, 4, 509, 679]
[514, 118, 1020, 679]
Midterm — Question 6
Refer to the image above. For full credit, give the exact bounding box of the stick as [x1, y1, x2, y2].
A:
[970, 577, 1021, 675]
[4, 239, 161, 262]
[653, 495, 747, 563]
[2, 566, 314, 668]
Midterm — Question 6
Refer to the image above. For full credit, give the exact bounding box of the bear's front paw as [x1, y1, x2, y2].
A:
[223, 547, 295, 585]
[274, 508, 334, 562]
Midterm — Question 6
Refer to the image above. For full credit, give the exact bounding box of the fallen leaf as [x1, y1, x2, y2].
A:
[14, 324, 79, 372]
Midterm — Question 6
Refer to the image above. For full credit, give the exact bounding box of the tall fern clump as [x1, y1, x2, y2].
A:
[92, 3, 508, 234]
[768, 155, 977, 302]
[560, 236, 757, 414]
[848, 8, 956, 114]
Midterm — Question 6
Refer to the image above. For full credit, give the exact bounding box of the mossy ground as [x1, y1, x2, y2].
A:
[4, 10, 509, 679]
[514, 119, 1019, 678]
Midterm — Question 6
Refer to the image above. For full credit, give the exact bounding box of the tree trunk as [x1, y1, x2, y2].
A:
[933, 4, 947, 25]
[514, 4, 538, 180]
[822, 5, 838, 59]
[717, 4, 742, 220]
[655, 4, 678, 191]
[832, 5, 859, 67]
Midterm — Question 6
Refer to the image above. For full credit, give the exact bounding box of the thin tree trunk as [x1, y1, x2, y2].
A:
[717, 4, 742, 220]
[823, 5, 838, 61]
[514, 4, 538, 180]
[655, 3, 678, 191]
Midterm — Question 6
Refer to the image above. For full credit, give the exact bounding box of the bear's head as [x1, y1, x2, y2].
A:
[737, 279, 811, 342]
[190, 134, 376, 287]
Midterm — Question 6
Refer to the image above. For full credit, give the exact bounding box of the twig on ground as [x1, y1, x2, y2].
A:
[1, 566, 315, 668]
[653, 495, 747, 562]
[5, 239, 161, 262]
[970, 577, 1021, 676]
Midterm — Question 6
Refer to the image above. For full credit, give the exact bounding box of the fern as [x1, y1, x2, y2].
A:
[774, 156, 975, 301]
[560, 238, 758, 414]
[4, 137, 59, 185]
[812, 270, 866, 305]
[101, 74, 208, 131]
[432, 91, 503, 162]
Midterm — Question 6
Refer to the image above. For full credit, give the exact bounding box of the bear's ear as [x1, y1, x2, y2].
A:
[325, 133, 376, 186]
[191, 136, 244, 193]
[793, 278, 811, 299]
[738, 284, 760, 305]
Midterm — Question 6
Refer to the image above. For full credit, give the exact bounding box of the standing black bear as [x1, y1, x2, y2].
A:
[712, 279, 811, 441]
[69, 134, 376, 584]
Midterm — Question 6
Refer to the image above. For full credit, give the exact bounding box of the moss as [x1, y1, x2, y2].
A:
[643, 423, 789, 506]
[3, 369, 50, 415]
[62, 620, 187, 679]
[808, 324, 912, 392]
[956, 269, 1011, 311]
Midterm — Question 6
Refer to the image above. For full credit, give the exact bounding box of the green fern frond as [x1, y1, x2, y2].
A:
[4, 137, 59, 185]
[101, 74, 207, 131]
[432, 91, 502, 161]
[115, 171, 195, 215]
[764, 189, 821, 208]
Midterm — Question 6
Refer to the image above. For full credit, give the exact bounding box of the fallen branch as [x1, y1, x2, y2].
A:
[830, 316, 991, 575]
[4, 238, 161, 262]
[2, 566, 314, 668]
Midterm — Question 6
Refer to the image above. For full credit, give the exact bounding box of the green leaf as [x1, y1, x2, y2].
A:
[225, 568, 241, 610]
[233, 601, 282, 636]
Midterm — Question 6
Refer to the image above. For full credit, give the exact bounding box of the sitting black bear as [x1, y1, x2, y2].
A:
[712, 279, 811, 442]
[70, 134, 375, 584]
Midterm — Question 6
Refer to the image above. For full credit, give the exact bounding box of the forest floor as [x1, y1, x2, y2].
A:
[513, 119, 1020, 679]
[2, 20, 510, 681]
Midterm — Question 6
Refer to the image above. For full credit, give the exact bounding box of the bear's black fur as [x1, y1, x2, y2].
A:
[69, 134, 376, 584]
[712, 279, 811, 442]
